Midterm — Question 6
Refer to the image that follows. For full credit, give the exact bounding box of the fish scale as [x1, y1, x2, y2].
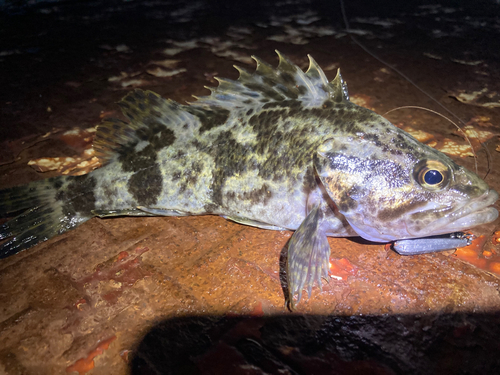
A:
[0, 51, 497, 309]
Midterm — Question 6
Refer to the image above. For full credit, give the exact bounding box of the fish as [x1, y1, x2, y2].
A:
[0, 51, 498, 307]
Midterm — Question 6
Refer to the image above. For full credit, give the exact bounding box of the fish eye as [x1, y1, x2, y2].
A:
[413, 160, 451, 190]
[424, 169, 443, 185]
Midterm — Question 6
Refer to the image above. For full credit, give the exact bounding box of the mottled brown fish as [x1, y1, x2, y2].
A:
[0, 51, 498, 307]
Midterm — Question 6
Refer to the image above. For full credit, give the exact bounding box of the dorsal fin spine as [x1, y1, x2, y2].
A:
[330, 69, 349, 102]
[233, 65, 253, 81]
[306, 55, 330, 85]
[252, 55, 275, 76]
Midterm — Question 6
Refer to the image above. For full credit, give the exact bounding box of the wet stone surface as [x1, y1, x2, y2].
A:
[1, 0, 500, 374]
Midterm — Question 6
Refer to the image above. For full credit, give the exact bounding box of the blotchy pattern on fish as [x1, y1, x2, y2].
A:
[0, 51, 498, 308]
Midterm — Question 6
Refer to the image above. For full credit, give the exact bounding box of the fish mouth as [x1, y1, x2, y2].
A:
[407, 189, 499, 236]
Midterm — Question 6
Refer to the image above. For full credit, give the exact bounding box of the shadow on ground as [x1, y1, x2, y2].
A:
[131, 312, 500, 374]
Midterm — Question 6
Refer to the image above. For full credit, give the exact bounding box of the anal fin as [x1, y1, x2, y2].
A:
[137, 206, 189, 216]
[222, 215, 288, 231]
[92, 209, 155, 218]
[93, 207, 190, 217]
[286, 205, 330, 309]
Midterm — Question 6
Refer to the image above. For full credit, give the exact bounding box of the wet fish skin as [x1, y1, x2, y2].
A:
[0, 52, 498, 308]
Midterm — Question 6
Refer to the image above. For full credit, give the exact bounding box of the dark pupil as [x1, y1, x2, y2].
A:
[424, 170, 443, 185]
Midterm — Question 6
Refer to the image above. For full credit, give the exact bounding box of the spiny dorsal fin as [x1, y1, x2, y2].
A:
[94, 53, 350, 164]
[194, 50, 349, 109]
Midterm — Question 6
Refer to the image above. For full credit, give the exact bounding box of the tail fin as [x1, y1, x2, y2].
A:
[0, 174, 96, 259]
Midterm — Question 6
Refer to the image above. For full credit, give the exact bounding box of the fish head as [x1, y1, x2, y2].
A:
[314, 116, 498, 242]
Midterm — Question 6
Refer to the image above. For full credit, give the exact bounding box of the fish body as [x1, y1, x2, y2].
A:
[0, 52, 498, 306]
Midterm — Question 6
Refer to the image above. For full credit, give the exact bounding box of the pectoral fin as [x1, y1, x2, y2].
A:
[287, 205, 330, 309]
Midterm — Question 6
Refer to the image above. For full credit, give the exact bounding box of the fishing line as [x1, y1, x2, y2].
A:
[338, 0, 484, 176]
[384, 105, 477, 162]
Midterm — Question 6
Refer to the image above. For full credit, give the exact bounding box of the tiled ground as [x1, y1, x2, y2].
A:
[1, 1, 500, 374]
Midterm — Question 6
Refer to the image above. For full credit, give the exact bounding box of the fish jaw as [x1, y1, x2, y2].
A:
[405, 188, 499, 237]
[341, 188, 499, 243]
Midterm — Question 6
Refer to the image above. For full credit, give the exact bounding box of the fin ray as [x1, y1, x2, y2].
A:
[287, 205, 331, 309]
[0, 176, 94, 258]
